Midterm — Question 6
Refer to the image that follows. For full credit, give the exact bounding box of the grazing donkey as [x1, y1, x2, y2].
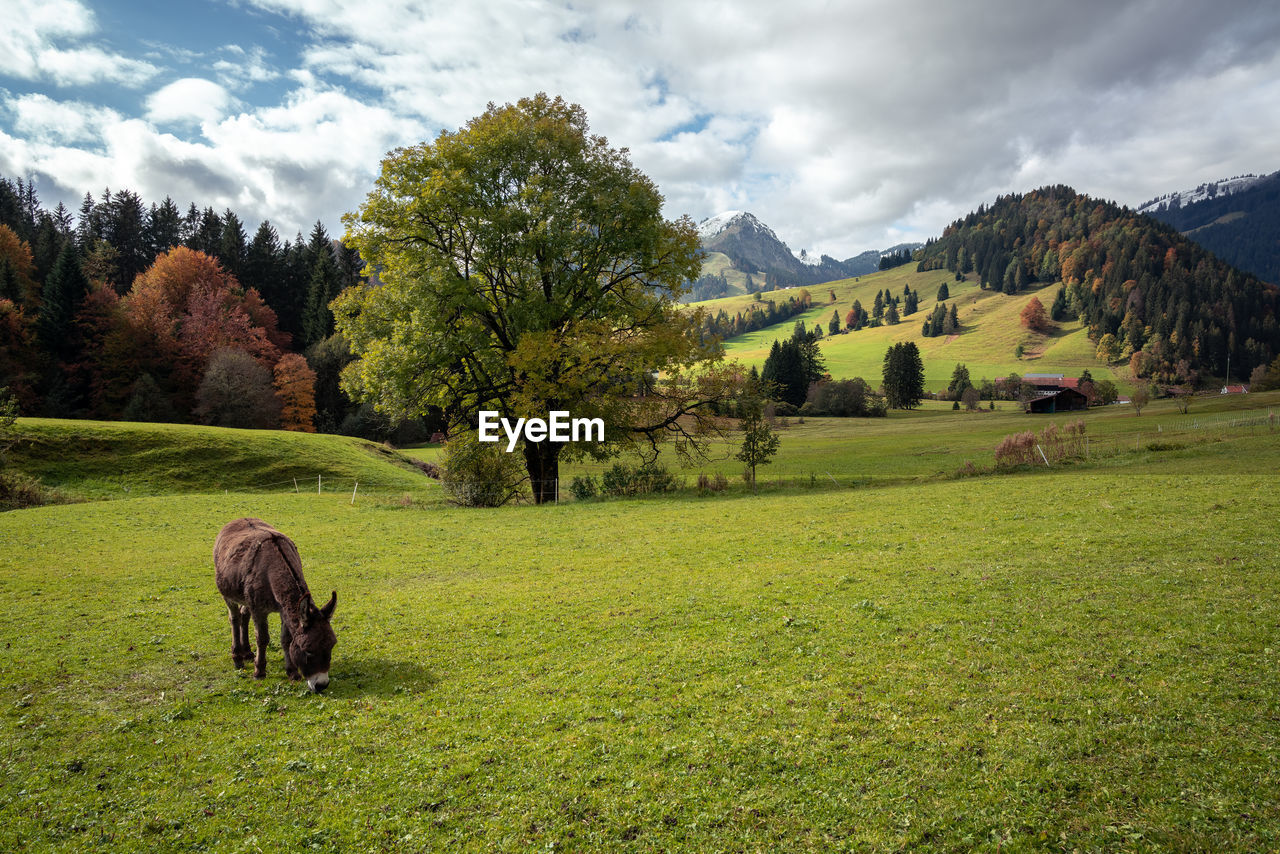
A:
[214, 518, 337, 692]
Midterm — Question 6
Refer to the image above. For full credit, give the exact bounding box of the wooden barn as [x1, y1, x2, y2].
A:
[1026, 386, 1089, 414]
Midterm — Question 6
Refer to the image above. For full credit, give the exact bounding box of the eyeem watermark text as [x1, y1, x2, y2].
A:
[478, 411, 604, 452]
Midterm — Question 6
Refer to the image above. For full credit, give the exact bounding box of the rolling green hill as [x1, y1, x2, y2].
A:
[4, 418, 435, 502]
[693, 265, 1123, 390]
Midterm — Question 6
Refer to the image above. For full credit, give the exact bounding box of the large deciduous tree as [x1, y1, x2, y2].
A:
[336, 94, 732, 503]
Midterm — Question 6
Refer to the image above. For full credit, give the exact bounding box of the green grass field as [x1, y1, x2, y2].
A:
[692, 267, 1125, 391]
[2, 407, 1280, 850]
[5, 419, 431, 501]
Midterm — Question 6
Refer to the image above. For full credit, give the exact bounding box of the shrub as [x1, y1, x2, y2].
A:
[600, 461, 680, 496]
[0, 471, 53, 510]
[696, 472, 728, 493]
[568, 475, 599, 501]
[994, 419, 1087, 468]
[440, 430, 528, 507]
[195, 348, 281, 429]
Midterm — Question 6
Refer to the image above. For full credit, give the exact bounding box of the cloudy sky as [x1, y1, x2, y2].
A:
[2, 0, 1278, 258]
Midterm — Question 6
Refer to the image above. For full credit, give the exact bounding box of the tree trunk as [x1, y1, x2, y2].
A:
[522, 441, 562, 505]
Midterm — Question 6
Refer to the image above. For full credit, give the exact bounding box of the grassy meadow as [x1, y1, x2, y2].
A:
[692, 267, 1124, 390]
[2, 399, 1280, 850]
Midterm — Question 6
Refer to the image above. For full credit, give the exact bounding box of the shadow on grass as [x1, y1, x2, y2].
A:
[329, 656, 441, 697]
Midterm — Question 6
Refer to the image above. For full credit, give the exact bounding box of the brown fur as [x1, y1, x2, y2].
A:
[214, 517, 337, 690]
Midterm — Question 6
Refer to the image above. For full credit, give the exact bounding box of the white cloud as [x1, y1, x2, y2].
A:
[145, 78, 235, 127]
[9, 0, 1280, 258]
[212, 45, 280, 89]
[35, 46, 158, 88]
[7, 93, 122, 144]
[0, 0, 94, 79]
[0, 0, 157, 87]
[5, 85, 428, 239]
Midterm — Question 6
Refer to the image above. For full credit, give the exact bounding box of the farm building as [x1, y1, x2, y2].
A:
[1221, 385, 1248, 394]
[1007, 373, 1091, 413]
[1026, 387, 1089, 414]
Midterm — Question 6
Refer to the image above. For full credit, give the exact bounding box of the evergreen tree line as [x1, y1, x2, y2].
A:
[915, 185, 1280, 382]
[920, 301, 959, 337]
[700, 290, 814, 343]
[877, 247, 913, 271]
[756, 322, 887, 417]
[0, 175, 434, 438]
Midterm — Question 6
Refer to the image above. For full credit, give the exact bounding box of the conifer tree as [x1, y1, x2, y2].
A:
[38, 241, 90, 359]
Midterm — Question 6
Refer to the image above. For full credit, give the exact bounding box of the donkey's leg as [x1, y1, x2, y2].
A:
[226, 602, 251, 668]
[280, 621, 300, 681]
[237, 606, 252, 661]
[251, 610, 271, 679]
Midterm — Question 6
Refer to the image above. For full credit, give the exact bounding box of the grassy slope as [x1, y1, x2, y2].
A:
[697, 250, 761, 295]
[2, 464, 1279, 850]
[692, 267, 1124, 390]
[6, 418, 434, 501]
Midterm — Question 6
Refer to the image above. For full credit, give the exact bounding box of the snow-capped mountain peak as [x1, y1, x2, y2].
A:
[695, 210, 782, 245]
[1137, 174, 1266, 215]
[794, 248, 824, 266]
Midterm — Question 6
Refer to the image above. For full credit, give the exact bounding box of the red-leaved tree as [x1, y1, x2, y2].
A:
[117, 247, 286, 416]
[1020, 296, 1050, 333]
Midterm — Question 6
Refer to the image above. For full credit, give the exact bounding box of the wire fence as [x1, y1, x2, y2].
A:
[197, 407, 1277, 503]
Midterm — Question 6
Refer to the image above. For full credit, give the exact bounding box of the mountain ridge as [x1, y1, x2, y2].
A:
[694, 210, 920, 291]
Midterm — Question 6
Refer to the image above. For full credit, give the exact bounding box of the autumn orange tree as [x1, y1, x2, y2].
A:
[120, 247, 286, 413]
[273, 353, 317, 432]
[1020, 296, 1050, 333]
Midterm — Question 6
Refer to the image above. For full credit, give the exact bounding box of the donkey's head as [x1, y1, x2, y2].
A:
[291, 591, 337, 692]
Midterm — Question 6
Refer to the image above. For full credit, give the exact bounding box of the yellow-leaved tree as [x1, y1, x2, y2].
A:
[336, 94, 739, 503]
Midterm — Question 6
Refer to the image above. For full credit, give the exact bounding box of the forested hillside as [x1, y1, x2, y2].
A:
[916, 186, 1280, 384]
[0, 177, 430, 438]
[1142, 171, 1280, 286]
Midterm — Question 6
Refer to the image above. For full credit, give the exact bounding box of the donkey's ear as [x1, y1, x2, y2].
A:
[299, 593, 313, 628]
[320, 590, 337, 620]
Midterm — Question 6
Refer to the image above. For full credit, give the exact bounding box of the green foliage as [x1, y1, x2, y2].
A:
[336, 94, 722, 503]
[440, 430, 528, 507]
[802, 377, 886, 417]
[568, 474, 599, 501]
[598, 460, 680, 496]
[121, 373, 177, 423]
[0, 386, 17, 465]
[1249, 354, 1280, 391]
[301, 224, 340, 349]
[37, 240, 89, 358]
[194, 348, 282, 430]
[0, 470, 50, 510]
[947, 363, 972, 397]
[735, 404, 781, 489]
[882, 342, 925, 409]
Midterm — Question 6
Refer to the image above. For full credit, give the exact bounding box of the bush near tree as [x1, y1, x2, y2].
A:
[194, 348, 281, 429]
[441, 430, 528, 507]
